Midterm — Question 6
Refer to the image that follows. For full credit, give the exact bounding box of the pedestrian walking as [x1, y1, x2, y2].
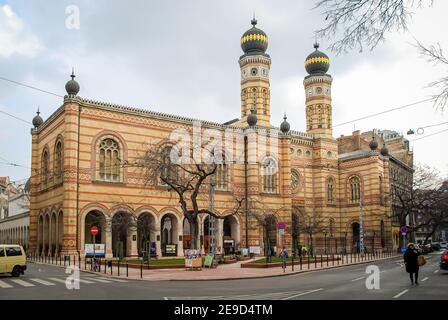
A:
[280, 247, 288, 273]
[404, 243, 420, 286]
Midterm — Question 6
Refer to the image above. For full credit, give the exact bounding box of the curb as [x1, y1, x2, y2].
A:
[28, 255, 401, 282]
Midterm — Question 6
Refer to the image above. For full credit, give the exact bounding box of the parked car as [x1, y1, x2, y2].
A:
[421, 243, 433, 254]
[440, 250, 448, 271]
[0, 244, 27, 277]
[440, 242, 448, 249]
[432, 243, 441, 251]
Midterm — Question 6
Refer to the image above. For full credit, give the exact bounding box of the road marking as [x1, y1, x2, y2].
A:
[393, 289, 409, 299]
[421, 277, 429, 282]
[85, 277, 111, 283]
[434, 270, 439, 274]
[0, 280, 13, 288]
[48, 278, 68, 284]
[97, 277, 127, 283]
[10, 279, 35, 287]
[29, 278, 55, 286]
[282, 288, 324, 300]
[351, 276, 365, 282]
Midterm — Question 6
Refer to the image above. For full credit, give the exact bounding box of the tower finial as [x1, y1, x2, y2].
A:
[37, 106, 40, 115]
[71, 67, 75, 80]
[251, 12, 257, 26]
[313, 41, 319, 50]
[283, 112, 287, 120]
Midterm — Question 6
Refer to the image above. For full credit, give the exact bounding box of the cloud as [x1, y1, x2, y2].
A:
[0, 4, 43, 58]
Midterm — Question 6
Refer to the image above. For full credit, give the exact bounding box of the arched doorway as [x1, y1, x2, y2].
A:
[44, 215, 50, 255]
[380, 220, 386, 248]
[50, 212, 57, 256]
[58, 211, 64, 254]
[265, 216, 277, 257]
[352, 222, 360, 253]
[112, 212, 132, 258]
[38, 215, 44, 255]
[223, 215, 240, 255]
[160, 214, 178, 256]
[137, 213, 156, 257]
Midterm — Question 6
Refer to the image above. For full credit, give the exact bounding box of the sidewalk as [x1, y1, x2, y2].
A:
[29, 253, 401, 281]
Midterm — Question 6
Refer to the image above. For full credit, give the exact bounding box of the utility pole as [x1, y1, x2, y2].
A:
[359, 191, 364, 256]
[208, 177, 216, 255]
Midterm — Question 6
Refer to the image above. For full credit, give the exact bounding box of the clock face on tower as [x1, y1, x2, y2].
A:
[251, 67, 258, 76]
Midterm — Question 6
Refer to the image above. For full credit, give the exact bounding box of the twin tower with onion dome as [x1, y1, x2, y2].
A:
[239, 17, 333, 139]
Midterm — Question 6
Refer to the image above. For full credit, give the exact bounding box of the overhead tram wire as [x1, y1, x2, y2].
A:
[332, 97, 435, 128]
[0, 109, 32, 125]
[0, 76, 64, 98]
[410, 128, 448, 142]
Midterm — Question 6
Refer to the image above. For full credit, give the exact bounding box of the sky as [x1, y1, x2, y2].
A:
[0, 0, 448, 184]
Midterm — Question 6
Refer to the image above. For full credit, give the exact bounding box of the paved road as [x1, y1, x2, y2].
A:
[0, 252, 446, 300]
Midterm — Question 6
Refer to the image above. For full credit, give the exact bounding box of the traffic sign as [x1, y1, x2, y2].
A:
[90, 226, 99, 236]
[400, 226, 407, 234]
[277, 222, 286, 230]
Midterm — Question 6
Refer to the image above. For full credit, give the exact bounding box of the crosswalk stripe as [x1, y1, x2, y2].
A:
[351, 276, 365, 282]
[282, 288, 324, 300]
[421, 277, 429, 282]
[48, 277, 95, 284]
[434, 270, 439, 273]
[29, 278, 55, 286]
[48, 278, 68, 284]
[393, 289, 408, 299]
[85, 278, 111, 283]
[10, 279, 35, 287]
[0, 280, 13, 288]
[97, 277, 127, 283]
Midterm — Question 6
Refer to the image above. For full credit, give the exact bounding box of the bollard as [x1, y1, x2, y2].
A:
[320, 255, 323, 268]
[104, 260, 107, 274]
[300, 256, 302, 270]
[327, 254, 329, 267]
[307, 254, 310, 270]
[332, 254, 335, 266]
[111, 261, 113, 275]
[292, 255, 294, 271]
[140, 261, 143, 279]
[314, 255, 317, 269]
[78, 256, 81, 269]
[118, 261, 120, 276]
[126, 262, 129, 277]
[85, 257, 87, 270]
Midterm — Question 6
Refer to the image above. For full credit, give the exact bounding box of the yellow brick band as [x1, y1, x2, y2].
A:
[240, 34, 268, 45]
[304, 56, 330, 66]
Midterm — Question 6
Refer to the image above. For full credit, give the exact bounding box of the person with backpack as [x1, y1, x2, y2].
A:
[280, 247, 288, 273]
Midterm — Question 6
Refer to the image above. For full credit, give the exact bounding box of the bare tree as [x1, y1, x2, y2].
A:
[139, 141, 243, 250]
[314, 1, 448, 110]
[295, 208, 326, 256]
[247, 197, 286, 263]
[314, 0, 433, 53]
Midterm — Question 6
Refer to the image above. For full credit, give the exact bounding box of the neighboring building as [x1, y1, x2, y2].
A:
[0, 178, 30, 250]
[29, 18, 413, 258]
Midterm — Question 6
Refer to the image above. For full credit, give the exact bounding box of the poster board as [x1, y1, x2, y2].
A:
[84, 244, 105, 257]
[249, 246, 261, 254]
[204, 254, 214, 268]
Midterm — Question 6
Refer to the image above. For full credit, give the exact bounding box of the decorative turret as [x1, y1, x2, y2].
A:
[280, 114, 290, 134]
[32, 108, 43, 128]
[65, 69, 80, 96]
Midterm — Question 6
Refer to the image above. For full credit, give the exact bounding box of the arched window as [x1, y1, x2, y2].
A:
[54, 140, 63, 182]
[291, 170, 300, 193]
[349, 176, 361, 203]
[41, 149, 49, 188]
[160, 146, 179, 185]
[379, 175, 384, 205]
[262, 157, 277, 193]
[99, 139, 120, 182]
[262, 89, 268, 115]
[329, 218, 335, 237]
[215, 154, 228, 191]
[327, 177, 334, 204]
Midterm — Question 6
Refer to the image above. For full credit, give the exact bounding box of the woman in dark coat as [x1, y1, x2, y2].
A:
[403, 243, 420, 285]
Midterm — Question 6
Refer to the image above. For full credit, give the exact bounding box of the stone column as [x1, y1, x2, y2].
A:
[105, 219, 113, 258]
[216, 218, 224, 254]
[155, 228, 162, 257]
[177, 219, 184, 257]
[128, 223, 138, 258]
